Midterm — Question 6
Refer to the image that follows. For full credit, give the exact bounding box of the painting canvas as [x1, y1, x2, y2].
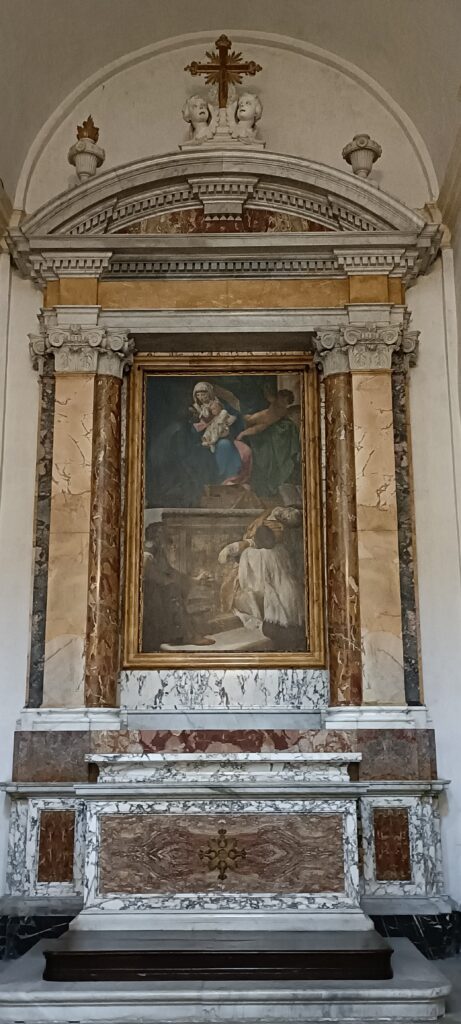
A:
[124, 354, 324, 668]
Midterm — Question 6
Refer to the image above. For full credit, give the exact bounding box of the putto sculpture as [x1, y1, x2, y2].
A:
[229, 92, 263, 143]
[181, 35, 265, 149]
[182, 95, 217, 143]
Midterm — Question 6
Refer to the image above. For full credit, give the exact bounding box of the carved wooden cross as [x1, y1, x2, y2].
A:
[185, 35, 262, 109]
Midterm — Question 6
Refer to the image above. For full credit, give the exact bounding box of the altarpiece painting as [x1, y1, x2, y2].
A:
[124, 354, 324, 667]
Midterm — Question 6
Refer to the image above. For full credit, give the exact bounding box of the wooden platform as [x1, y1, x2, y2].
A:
[43, 930, 393, 983]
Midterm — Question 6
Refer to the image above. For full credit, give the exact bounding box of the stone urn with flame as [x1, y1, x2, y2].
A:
[68, 115, 105, 182]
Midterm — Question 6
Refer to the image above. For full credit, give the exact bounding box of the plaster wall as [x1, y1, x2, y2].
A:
[26, 42, 429, 212]
[407, 259, 461, 903]
[0, 275, 41, 890]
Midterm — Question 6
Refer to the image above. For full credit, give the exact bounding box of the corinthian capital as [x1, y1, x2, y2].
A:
[29, 325, 134, 377]
[342, 323, 401, 371]
[314, 321, 409, 376]
[313, 329, 349, 377]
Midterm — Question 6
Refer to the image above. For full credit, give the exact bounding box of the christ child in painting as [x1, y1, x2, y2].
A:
[201, 397, 237, 452]
[238, 388, 295, 440]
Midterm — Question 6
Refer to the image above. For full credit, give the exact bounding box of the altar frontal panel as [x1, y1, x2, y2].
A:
[99, 812, 344, 894]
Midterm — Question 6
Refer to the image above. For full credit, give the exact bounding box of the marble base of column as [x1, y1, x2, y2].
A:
[325, 374, 362, 705]
[85, 375, 122, 707]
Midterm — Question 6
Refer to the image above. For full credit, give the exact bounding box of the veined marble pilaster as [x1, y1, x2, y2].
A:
[352, 367, 404, 705]
[392, 339, 422, 705]
[324, 372, 362, 705]
[42, 371, 94, 706]
[27, 361, 55, 707]
[28, 322, 133, 709]
[85, 375, 122, 707]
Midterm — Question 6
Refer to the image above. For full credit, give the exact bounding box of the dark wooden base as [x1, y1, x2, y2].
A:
[43, 929, 393, 982]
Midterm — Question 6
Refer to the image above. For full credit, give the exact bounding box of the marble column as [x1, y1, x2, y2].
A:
[315, 332, 362, 705]
[29, 322, 133, 708]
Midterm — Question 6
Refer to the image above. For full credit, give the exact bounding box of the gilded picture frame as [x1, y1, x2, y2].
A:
[124, 352, 325, 668]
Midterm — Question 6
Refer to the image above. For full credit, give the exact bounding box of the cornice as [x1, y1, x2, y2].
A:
[17, 152, 429, 235]
[9, 229, 440, 289]
[7, 151, 442, 287]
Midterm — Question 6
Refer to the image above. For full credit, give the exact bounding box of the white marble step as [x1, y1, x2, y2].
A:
[0, 938, 451, 1022]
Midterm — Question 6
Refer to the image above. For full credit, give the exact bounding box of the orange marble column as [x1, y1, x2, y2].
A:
[324, 373, 362, 704]
[85, 375, 123, 707]
[315, 329, 362, 704]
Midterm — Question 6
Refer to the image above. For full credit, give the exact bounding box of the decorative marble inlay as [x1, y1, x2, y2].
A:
[28, 366, 55, 708]
[99, 810, 345, 895]
[199, 825, 247, 881]
[90, 751, 361, 785]
[85, 375, 122, 707]
[13, 731, 91, 783]
[5, 798, 85, 897]
[361, 795, 444, 898]
[373, 807, 411, 882]
[352, 372, 405, 705]
[120, 668, 329, 712]
[82, 794, 359, 912]
[324, 373, 361, 705]
[37, 809, 75, 883]
[11, 727, 438, 783]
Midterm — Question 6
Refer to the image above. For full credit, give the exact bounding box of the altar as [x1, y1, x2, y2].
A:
[0, 30, 455, 1024]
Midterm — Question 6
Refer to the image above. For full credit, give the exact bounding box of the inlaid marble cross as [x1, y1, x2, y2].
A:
[199, 826, 247, 882]
[185, 35, 262, 108]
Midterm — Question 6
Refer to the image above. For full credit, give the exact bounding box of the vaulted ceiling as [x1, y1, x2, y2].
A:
[1, 0, 460, 206]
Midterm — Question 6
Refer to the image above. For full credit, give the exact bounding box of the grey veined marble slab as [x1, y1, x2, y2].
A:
[120, 668, 329, 712]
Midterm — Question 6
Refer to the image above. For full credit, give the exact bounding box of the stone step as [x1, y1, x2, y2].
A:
[0, 939, 451, 1023]
[43, 930, 392, 983]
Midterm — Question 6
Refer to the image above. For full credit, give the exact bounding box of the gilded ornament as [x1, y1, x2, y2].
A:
[199, 825, 247, 882]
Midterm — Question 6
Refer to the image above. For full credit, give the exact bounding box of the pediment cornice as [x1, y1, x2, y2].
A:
[8, 150, 442, 287]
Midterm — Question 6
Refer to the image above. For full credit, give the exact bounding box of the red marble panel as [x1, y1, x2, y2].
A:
[138, 729, 353, 754]
[357, 730, 420, 781]
[100, 813, 344, 894]
[13, 731, 90, 782]
[120, 208, 333, 235]
[37, 809, 75, 883]
[90, 730, 143, 754]
[373, 808, 411, 882]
